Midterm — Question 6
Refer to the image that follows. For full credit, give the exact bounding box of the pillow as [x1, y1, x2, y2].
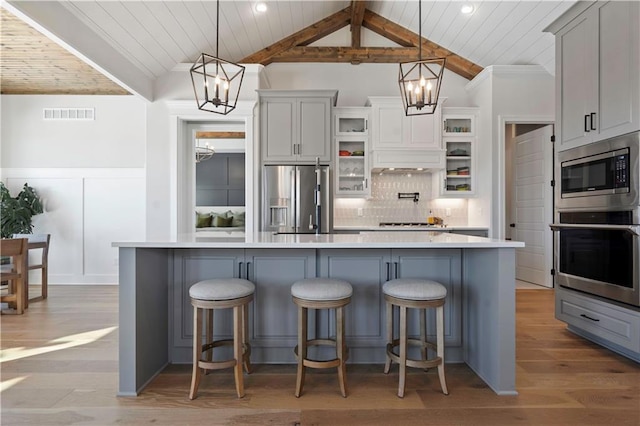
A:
[212, 215, 233, 227]
[229, 211, 245, 227]
[196, 213, 212, 228]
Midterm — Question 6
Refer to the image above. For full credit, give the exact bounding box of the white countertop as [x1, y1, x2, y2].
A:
[333, 225, 489, 231]
[113, 231, 523, 249]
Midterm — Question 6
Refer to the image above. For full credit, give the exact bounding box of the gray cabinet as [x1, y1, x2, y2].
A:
[171, 248, 315, 362]
[318, 248, 462, 362]
[556, 287, 639, 362]
[245, 249, 316, 351]
[259, 90, 337, 163]
[549, 1, 640, 151]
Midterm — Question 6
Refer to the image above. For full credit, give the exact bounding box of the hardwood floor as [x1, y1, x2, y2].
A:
[1, 286, 639, 425]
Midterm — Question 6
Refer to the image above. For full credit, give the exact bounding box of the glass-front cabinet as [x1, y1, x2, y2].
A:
[334, 108, 369, 136]
[334, 107, 371, 197]
[439, 108, 478, 197]
[336, 137, 369, 196]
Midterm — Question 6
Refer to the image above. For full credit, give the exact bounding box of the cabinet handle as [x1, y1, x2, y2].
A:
[238, 262, 244, 278]
[386, 262, 391, 281]
[293, 144, 297, 155]
[246, 262, 252, 281]
[394, 262, 399, 279]
[364, 178, 368, 189]
[365, 119, 368, 131]
[580, 313, 600, 322]
[590, 112, 596, 130]
[584, 114, 590, 132]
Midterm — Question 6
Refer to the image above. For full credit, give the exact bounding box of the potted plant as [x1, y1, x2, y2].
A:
[0, 182, 44, 239]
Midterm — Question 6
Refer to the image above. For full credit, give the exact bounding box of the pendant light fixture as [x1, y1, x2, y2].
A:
[190, 0, 245, 115]
[398, 0, 446, 116]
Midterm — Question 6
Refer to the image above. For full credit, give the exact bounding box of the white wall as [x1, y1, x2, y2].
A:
[466, 66, 555, 237]
[1, 95, 147, 284]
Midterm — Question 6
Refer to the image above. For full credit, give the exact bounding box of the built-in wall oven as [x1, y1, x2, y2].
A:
[552, 131, 640, 307]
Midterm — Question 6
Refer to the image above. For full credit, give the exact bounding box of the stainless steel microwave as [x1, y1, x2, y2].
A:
[556, 132, 640, 211]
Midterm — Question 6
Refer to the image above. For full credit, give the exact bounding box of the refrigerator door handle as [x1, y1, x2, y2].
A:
[295, 168, 301, 232]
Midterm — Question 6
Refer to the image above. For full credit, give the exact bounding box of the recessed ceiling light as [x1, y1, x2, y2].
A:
[461, 4, 474, 15]
[254, 2, 267, 13]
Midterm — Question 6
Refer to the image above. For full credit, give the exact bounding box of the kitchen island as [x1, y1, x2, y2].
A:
[114, 232, 523, 397]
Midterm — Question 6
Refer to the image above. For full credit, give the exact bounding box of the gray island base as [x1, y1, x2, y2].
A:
[115, 232, 523, 397]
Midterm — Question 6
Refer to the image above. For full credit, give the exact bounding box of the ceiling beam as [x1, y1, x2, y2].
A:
[362, 9, 482, 80]
[196, 131, 245, 139]
[240, 7, 351, 66]
[270, 47, 429, 64]
[350, 1, 367, 49]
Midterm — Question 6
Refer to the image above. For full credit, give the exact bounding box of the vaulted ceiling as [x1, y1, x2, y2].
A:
[1, 1, 575, 99]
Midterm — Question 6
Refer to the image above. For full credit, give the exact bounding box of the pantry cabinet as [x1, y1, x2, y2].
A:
[547, 1, 640, 151]
[259, 90, 337, 163]
[437, 107, 478, 197]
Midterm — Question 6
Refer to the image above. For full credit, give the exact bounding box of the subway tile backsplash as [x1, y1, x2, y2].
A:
[334, 173, 469, 227]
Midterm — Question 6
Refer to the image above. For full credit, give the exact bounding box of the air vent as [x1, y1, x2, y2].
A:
[43, 108, 95, 121]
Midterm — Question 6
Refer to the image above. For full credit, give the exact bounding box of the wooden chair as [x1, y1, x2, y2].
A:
[13, 233, 50, 304]
[1, 238, 28, 315]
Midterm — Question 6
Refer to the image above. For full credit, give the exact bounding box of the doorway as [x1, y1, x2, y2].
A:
[503, 121, 554, 288]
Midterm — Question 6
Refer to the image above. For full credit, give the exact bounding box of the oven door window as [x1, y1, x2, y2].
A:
[559, 228, 633, 288]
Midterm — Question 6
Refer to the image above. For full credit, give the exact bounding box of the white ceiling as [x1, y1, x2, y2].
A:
[4, 1, 576, 100]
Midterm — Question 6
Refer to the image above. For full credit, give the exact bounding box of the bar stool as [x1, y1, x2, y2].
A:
[291, 278, 352, 398]
[189, 278, 254, 399]
[383, 278, 449, 398]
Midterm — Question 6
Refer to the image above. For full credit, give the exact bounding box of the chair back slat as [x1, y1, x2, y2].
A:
[1, 238, 28, 257]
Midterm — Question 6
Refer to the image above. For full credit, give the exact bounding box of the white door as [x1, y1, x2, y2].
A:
[513, 125, 554, 287]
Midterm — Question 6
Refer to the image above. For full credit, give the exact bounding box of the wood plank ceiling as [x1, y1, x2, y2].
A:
[1, 1, 575, 96]
[0, 8, 129, 95]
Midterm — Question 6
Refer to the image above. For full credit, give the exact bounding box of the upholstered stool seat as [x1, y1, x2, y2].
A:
[189, 278, 255, 399]
[291, 278, 352, 397]
[383, 278, 449, 398]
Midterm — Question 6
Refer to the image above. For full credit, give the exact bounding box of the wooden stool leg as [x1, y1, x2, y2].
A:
[233, 305, 245, 398]
[398, 305, 407, 398]
[205, 309, 214, 362]
[383, 301, 393, 374]
[336, 306, 347, 397]
[436, 304, 449, 395]
[420, 308, 427, 362]
[189, 306, 202, 400]
[295, 305, 307, 398]
[242, 303, 252, 374]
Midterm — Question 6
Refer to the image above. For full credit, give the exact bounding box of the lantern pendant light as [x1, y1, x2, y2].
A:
[398, 0, 446, 116]
[190, 0, 245, 115]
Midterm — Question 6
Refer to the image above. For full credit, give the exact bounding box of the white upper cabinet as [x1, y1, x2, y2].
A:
[438, 107, 478, 197]
[550, 1, 640, 151]
[333, 107, 371, 198]
[367, 97, 444, 169]
[368, 97, 442, 151]
[259, 90, 337, 163]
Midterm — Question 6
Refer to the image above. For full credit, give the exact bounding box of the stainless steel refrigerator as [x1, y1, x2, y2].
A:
[262, 164, 332, 234]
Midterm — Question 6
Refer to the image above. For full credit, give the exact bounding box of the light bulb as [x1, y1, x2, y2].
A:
[407, 82, 413, 91]
[415, 86, 421, 95]
[215, 75, 221, 86]
[461, 4, 474, 14]
[223, 81, 229, 90]
[420, 76, 426, 87]
[255, 2, 267, 13]
[427, 81, 433, 90]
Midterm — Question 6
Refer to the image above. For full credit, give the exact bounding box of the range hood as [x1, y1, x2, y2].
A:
[371, 167, 433, 174]
[371, 149, 445, 172]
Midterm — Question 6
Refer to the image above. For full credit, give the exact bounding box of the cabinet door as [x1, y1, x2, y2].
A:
[262, 98, 296, 162]
[318, 249, 390, 348]
[373, 104, 404, 149]
[336, 136, 370, 197]
[172, 249, 244, 349]
[406, 108, 441, 149]
[596, 1, 640, 141]
[556, 12, 595, 151]
[392, 249, 462, 347]
[246, 249, 316, 351]
[299, 98, 331, 162]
